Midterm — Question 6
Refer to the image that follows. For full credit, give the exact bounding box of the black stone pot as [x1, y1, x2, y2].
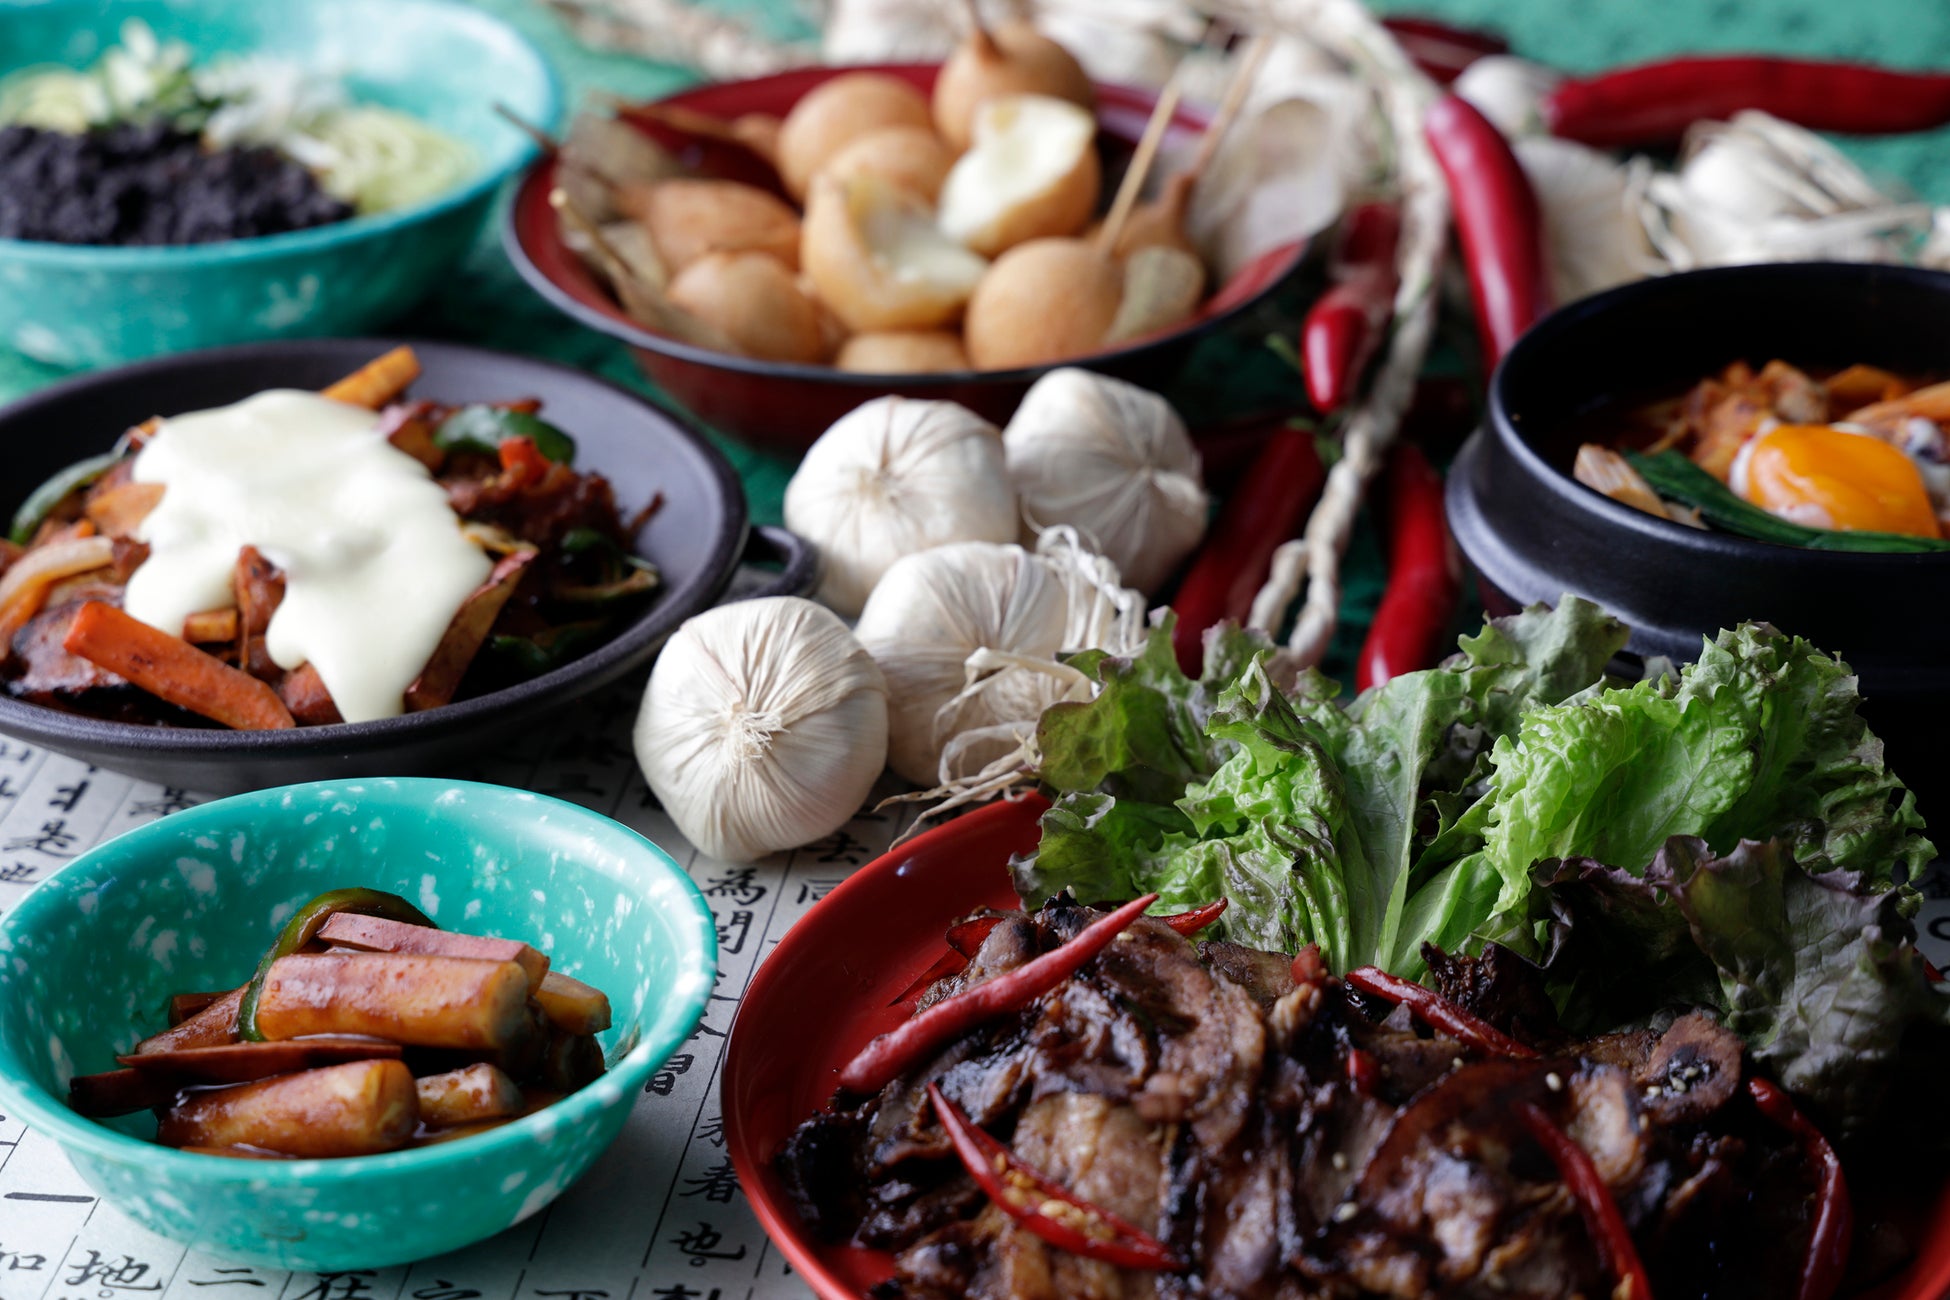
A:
[1448, 262, 1950, 802]
[0, 339, 813, 795]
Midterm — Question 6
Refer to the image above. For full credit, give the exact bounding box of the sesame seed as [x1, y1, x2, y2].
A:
[1545, 1072, 1563, 1093]
[1645, 1085, 1662, 1100]
[1451, 1057, 1465, 1070]
[1331, 1152, 1348, 1171]
[1334, 1201, 1359, 1223]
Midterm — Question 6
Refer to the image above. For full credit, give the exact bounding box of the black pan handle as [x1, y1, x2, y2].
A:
[736, 525, 818, 601]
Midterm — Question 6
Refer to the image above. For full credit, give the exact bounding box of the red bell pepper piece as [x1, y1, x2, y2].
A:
[1425, 93, 1555, 376]
[1344, 966, 1540, 1059]
[1546, 56, 1950, 151]
[1302, 202, 1402, 416]
[1381, 15, 1509, 85]
[837, 895, 1158, 1094]
[1168, 427, 1326, 676]
[1515, 1100, 1656, 1300]
[1355, 442, 1462, 691]
[498, 435, 551, 490]
[928, 1083, 1183, 1271]
[1747, 1078, 1853, 1300]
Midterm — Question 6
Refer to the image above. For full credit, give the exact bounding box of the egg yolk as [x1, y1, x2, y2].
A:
[1738, 424, 1941, 537]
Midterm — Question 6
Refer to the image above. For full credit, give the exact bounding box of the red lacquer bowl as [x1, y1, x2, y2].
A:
[721, 795, 1950, 1300]
[502, 65, 1304, 455]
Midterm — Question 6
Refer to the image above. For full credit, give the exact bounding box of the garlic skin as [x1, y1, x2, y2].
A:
[784, 396, 1019, 617]
[1514, 136, 1655, 302]
[634, 596, 889, 863]
[1003, 369, 1207, 594]
[854, 532, 1143, 786]
[1454, 56, 1560, 139]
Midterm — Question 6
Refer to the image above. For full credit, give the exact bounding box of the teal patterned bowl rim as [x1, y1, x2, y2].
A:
[0, 0, 562, 269]
[0, 778, 717, 1185]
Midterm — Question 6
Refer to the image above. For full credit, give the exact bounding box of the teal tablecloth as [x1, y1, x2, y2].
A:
[3, 0, 1947, 676]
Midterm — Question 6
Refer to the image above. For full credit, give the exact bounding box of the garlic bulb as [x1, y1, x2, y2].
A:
[783, 395, 1019, 617]
[1003, 369, 1207, 594]
[1454, 56, 1560, 139]
[1641, 112, 1934, 270]
[854, 531, 1143, 786]
[634, 596, 889, 863]
[1515, 136, 1656, 302]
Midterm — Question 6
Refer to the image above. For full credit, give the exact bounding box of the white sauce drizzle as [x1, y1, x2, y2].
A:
[125, 390, 493, 723]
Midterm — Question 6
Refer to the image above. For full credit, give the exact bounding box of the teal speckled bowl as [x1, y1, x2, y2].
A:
[0, 778, 716, 1270]
[0, 0, 560, 368]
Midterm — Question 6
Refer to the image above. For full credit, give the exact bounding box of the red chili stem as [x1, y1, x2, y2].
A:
[838, 895, 1159, 1094]
[1161, 897, 1229, 936]
[1425, 93, 1554, 376]
[927, 1083, 1184, 1271]
[1302, 202, 1402, 415]
[1344, 966, 1540, 1059]
[1746, 1078, 1853, 1300]
[1168, 428, 1326, 676]
[1355, 442, 1462, 691]
[1545, 56, 1950, 150]
[1515, 1100, 1656, 1300]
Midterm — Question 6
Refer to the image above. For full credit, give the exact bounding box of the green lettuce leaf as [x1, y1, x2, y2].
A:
[1535, 836, 1949, 1144]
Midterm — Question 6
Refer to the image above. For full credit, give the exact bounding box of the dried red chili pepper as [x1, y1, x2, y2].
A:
[1344, 966, 1540, 1059]
[1424, 93, 1554, 376]
[1169, 427, 1325, 676]
[886, 948, 971, 1007]
[1545, 56, 1950, 150]
[1515, 1100, 1656, 1300]
[1380, 15, 1509, 85]
[1302, 202, 1402, 416]
[927, 1083, 1183, 1271]
[1355, 442, 1461, 690]
[837, 894, 1159, 1094]
[1747, 1077, 1853, 1300]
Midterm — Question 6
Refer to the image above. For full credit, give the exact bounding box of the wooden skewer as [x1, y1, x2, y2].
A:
[1189, 34, 1273, 184]
[494, 102, 558, 155]
[1096, 76, 1185, 257]
[959, 0, 996, 54]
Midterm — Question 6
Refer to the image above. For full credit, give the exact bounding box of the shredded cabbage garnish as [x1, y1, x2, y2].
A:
[0, 19, 472, 215]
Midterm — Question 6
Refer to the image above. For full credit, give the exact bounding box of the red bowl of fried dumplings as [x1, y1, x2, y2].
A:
[502, 65, 1304, 456]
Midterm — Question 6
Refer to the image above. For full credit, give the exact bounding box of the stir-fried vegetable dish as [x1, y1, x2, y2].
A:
[0, 346, 659, 730]
[1573, 360, 1950, 550]
[68, 887, 611, 1159]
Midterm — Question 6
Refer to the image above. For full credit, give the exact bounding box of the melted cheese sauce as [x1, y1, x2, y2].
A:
[125, 390, 493, 723]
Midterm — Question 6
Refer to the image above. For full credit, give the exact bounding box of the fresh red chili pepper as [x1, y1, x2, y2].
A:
[1292, 944, 1329, 985]
[1747, 1077, 1853, 1300]
[838, 895, 1159, 1094]
[1161, 897, 1229, 936]
[1514, 1100, 1655, 1300]
[1381, 15, 1509, 85]
[1303, 202, 1402, 416]
[886, 948, 971, 1007]
[1346, 1047, 1381, 1095]
[1169, 427, 1326, 676]
[927, 1083, 1184, 1271]
[946, 914, 1005, 959]
[1355, 442, 1462, 691]
[1425, 93, 1555, 376]
[1545, 56, 1950, 151]
[1345, 966, 1540, 1059]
